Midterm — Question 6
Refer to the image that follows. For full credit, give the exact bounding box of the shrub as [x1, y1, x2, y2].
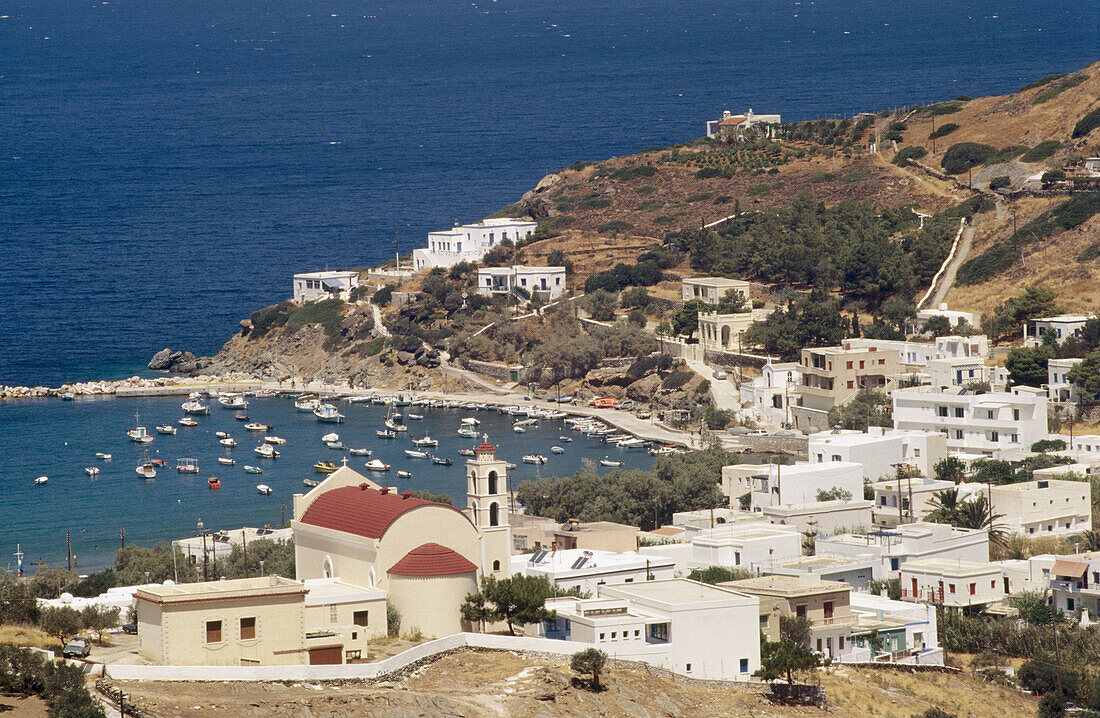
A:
[928, 101, 964, 115]
[685, 192, 713, 203]
[687, 566, 755, 584]
[712, 195, 733, 204]
[635, 184, 657, 194]
[840, 171, 869, 183]
[928, 122, 959, 139]
[597, 220, 634, 234]
[746, 183, 772, 196]
[988, 175, 1010, 190]
[386, 599, 401, 636]
[620, 286, 650, 309]
[1019, 73, 1067, 92]
[577, 195, 612, 210]
[1072, 108, 1100, 138]
[1032, 74, 1086, 105]
[661, 370, 694, 391]
[982, 145, 1029, 166]
[249, 301, 292, 338]
[354, 337, 386, 356]
[570, 648, 608, 691]
[654, 215, 675, 225]
[372, 284, 394, 306]
[637, 199, 661, 210]
[941, 143, 997, 174]
[809, 171, 836, 182]
[1078, 242, 1100, 263]
[608, 164, 658, 180]
[892, 146, 928, 166]
[1021, 140, 1062, 163]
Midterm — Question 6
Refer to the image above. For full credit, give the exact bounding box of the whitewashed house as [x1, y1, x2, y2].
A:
[847, 592, 943, 665]
[412, 218, 537, 271]
[807, 428, 947, 480]
[913, 304, 980, 331]
[477, 265, 567, 301]
[1048, 357, 1083, 404]
[1048, 553, 1100, 619]
[638, 522, 802, 574]
[292, 271, 359, 303]
[761, 554, 877, 590]
[761, 499, 874, 534]
[510, 548, 676, 595]
[900, 558, 1005, 608]
[891, 385, 1048, 456]
[1026, 314, 1091, 345]
[681, 277, 751, 305]
[705, 109, 782, 141]
[935, 335, 990, 359]
[985, 479, 1092, 537]
[721, 461, 865, 510]
[739, 360, 802, 425]
[814, 522, 989, 580]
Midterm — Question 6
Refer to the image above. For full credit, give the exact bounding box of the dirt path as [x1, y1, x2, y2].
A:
[929, 219, 975, 308]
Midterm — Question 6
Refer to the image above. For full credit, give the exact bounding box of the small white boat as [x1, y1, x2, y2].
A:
[505, 462, 517, 470]
[457, 448, 475, 457]
[617, 437, 647, 448]
[96, 452, 112, 460]
[254, 444, 279, 458]
[364, 459, 390, 471]
[314, 404, 345, 423]
[215, 431, 230, 439]
[218, 457, 236, 466]
[303, 478, 320, 487]
[35, 476, 49, 485]
[461, 417, 480, 426]
[181, 400, 210, 415]
[599, 458, 623, 468]
[385, 419, 408, 432]
[348, 448, 372, 456]
[176, 457, 199, 474]
[457, 427, 478, 438]
[397, 470, 412, 478]
[558, 436, 574, 442]
[411, 436, 438, 447]
[244, 465, 263, 474]
[326, 441, 347, 450]
[178, 417, 198, 427]
[62, 391, 75, 401]
[295, 396, 320, 412]
[551, 446, 565, 454]
[407, 413, 424, 420]
[376, 429, 396, 439]
[218, 394, 248, 410]
[522, 454, 548, 464]
[127, 413, 150, 442]
[219, 437, 237, 448]
[156, 424, 177, 435]
[513, 426, 526, 433]
[264, 436, 286, 444]
[256, 484, 273, 495]
[85, 467, 99, 477]
[405, 449, 429, 459]
[514, 418, 538, 427]
[648, 445, 684, 456]
[244, 422, 268, 431]
[321, 432, 340, 443]
[135, 463, 156, 479]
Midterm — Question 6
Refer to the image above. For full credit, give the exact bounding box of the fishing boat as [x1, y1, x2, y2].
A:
[34, 476, 49, 485]
[62, 391, 75, 401]
[256, 389, 277, 398]
[256, 484, 273, 495]
[295, 396, 320, 412]
[244, 422, 267, 431]
[264, 436, 286, 445]
[208, 477, 221, 489]
[244, 465, 263, 474]
[135, 459, 157, 479]
[314, 460, 338, 474]
[178, 417, 198, 427]
[404, 449, 429, 459]
[457, 427, 478, 438]
[461, 417, 480, 426]
[648, 444, 683, 456]
[348, 448, 372, 456]
[218, 457, 236, 466]
[407, 413, 424, 420]
[127, 413, 151, 443]
[558, 436, 574, 442]
[505, 462, 518, 470]
[96, 452, 112, 460]
[85, 466, 99, 477]
[522, 454, 548, 464]
[376, 429, 396, 439]
[303, 478, 320, 488]
[176, 457, 199, 473]
[364, 459, 390, 472]
[396, 470, 412, 478]
[181, 399, 210, 415]
[219, 437, 237, 448]
[151, 458, 168, 467]
[215, 430, 230, 438]
[514, 418, 538, 427]
[218, 394, 248, 410]
[432, 456, 453, 466]
[599, 458, 623, 467]
[321, 432, 340, 443]
[235, 414, 249, 422]
[326, 441, 347, 450]
[512, 426, 526, 433]
[411, 436, 438, 447]
[313, 404, 344, 423]
[550, 446, 565, 454]
[617, 437, 647, 448]
[457, 448, 475, 457]
[156, 424, 177, 435]
[384, 419, 408, 432]
[254, 444, 279, 459]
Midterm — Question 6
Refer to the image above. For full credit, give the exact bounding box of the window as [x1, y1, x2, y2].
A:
[937, 406, 948, 417]
[648, 623, 669, 642]
[686, 663, 692, 672]
[1013, 409, 1020, 421]
[206, 620, 222, 643]
[795, 604, 807, 618]
[832, 454, 841, 462]
[990, 431, 999, 443]
[859, 360, 865, 369]
[954, 407, 964, 418]
[847, 381, 854, 389]
[634, 630, 640, 637]
[625, 578, 633, 583]
[611, 632, 617, 639]
[760, 614, 769, 627]
[890, 558, 900, 571]
[240, 617, 255, 640]
[969, 583, 976, 595]
[492, 560, 501, 571]
[954, 429, 964, 440]
[823, 601, 834, 619]
[846, 361, 853, 370]
[599, 633, 605, 641]
[353, 611, 369, 627]
[740, 658, 749, 673]
[329, 605, 338, 623]
[949, 584, 956, 594]
[878, 358, 885, 365]
[839, 636, 844, 650]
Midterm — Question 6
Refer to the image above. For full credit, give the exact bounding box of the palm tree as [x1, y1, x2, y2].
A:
[954, 496, 1007, 547]
[926, 487, 961, 524]
[1075, 529, 1100, 552]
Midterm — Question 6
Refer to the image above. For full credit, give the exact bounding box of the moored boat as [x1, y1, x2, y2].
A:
[218, 457, 236, 466]
[256, 484, 273, 495]
[85, 466, 99, 477]
[550, 446, 565, 454]
[34, 476, 49, 485]
[321, 432, 340, 443]
[364, 459, 390, 471]
[348, 448, 372, 456]
[314, 460, 338, 474]
[411, 436, 438, 447]
[264, 436, 286, 444]
[156, 424, 177, 435]
[177, 457, 199, 473]
[599, 458, 623, 467]
[96, 452, 112, 460]
[376, 429, 396, 439]
[244, 422, 268, 431]
[313, 404, 344, 423]
[254, 444, 279, 459]
[432, 456, 453, 466]
[218, 393, 248, 410]
[404, 449, 429, 459]
[457, 448, 475, 457]
[522, 454, 548, 464]
[178, 417, 198, 427]
[303, 478, 320, 488]
[208, 477, 221, 489]
[396, 470, 412, 478]
[244, 465, 263, 474]
[295, 396, 320, 412]
[181, 400, 210, 415]
[219, 437, 237, 448]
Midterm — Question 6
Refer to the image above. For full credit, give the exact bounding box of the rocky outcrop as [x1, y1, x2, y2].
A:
[147, 348, 204, 374]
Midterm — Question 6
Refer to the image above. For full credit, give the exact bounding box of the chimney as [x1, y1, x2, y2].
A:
[379, 486, 389, 495]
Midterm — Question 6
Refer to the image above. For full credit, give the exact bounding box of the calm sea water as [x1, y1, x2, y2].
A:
[0, 396, 658, 571]
[0, 0, 1097, 386]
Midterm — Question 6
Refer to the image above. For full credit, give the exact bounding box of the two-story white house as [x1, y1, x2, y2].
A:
[891, 385, 1048, 456]
[721, 461, 865, 510]
[900, 558, 1005, 609]
[412, 218, 537, 271]
[680, 277, 751, 305]
[739, 360, 802, 425]
[1026, 314, 1091, 345]
[815, 523, 989, 580]
[807, 428, 947, 480]
[1048, 357, 1083, 404]
[477, 265, 567, 301]
[510, 549, 676, 595]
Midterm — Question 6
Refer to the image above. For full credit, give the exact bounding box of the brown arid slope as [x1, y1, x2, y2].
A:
[110, 650, 1037, 718]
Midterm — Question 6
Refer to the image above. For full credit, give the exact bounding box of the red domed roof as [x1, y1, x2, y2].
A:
[387, 543, 478, 577]
[299, 485, 465, 539]
[475, 441, 496, 453]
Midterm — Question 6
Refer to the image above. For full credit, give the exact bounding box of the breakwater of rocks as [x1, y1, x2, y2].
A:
[1, 373, 261, 401]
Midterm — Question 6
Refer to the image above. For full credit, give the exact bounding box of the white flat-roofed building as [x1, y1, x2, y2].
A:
[531, 579, 761, 680]
[900, 558, 1004, 608]
[935, 335, 990, 359]
[292, 271, 359, 303]
[815, 522, 989, 580]
[928, 357, 995, 389]
[761, 554, 876, 590]
[1071, 435, 1100, 454]
[638, 522, 802, 575]
[722, 460, 865, 511]
[808, 427, 947, 480]
[891, 385, 1048, 456]
[988, 478, 1091, 537]
[680, 277, 751, 305]
[761, 499, 874, 534]
[847, 592, 942, 665]
[1027, 314, 1091, 345]
[477, 265, 567, 301]
[510, 548, 676, 595]
[412, 218, 537, 271]
[706, 109, 782, 141]
[740, 359, 802, 425]
[1048, 357, 1083, 404]
[843, 338, 936, 368]
[873, 477, 956, 527]
[913, 304, 980, 331]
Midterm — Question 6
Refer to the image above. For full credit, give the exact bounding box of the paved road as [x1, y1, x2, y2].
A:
[930, 220, 975, 308]
[685, 359, 740, 411]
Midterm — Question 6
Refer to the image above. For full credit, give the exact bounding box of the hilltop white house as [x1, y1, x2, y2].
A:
[477, 266, 567, 301]
[412, 218, 537, 271]
[293, 271, 360, 303]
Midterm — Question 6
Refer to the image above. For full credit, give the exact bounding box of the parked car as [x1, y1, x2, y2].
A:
[62, 637, 91, 659]
[122, 622, 138, 635]
[712, 370, 728, 380]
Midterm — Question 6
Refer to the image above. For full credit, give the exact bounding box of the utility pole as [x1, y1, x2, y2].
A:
[120, 526, 125, 549]
[66, 530, 72, 571]
[931, 115, 936, 154]
[281, 501, 286, 528]
[394, 229, 400, 271]
[242, 530, 248, 578]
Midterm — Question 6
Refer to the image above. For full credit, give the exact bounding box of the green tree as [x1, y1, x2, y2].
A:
[954, 495, 1007, 547]
[1037, 693, 1066, 718]
[933, 456, 966, 483]
[570, 648, 608, 691]
[815, 487, 853, 502]
[38, 606, 82, 644]
[716, 289, 748, 314]
[755, 639, 820, 685]
[113, 543, 196, 585]
[779, 615, 812, 648]
[921, 315, 952, 337]
[1068, 349, 1100, 397]
[687, 566, 755, 584]
[79, 605, 120, 644]
[0, 571, 42, 625]
[672, 299, 711, 338]
[620, 286, 650, 309]
[583, 289, 618, 322]
[372, 284, 394, 306]
[461, 575, 559, 635]
[926, 488, 961, 523]
[1031, 439, 1067, 453]
[1005, 345, 1055, 387]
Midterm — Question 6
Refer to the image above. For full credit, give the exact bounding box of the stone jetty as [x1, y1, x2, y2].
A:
[1, 372, 261, 401]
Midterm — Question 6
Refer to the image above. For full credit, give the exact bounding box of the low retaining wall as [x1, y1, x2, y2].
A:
[736, 434, 808, 458]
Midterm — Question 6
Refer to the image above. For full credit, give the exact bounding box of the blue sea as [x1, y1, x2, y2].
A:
[0, 0, 1097, 567]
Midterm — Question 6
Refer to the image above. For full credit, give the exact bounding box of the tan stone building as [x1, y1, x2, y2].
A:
[681, 277, 751, 305]
[723, 574, 853, 659]
[797, 344, 902, 411]
[509, 514, 639, 554]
